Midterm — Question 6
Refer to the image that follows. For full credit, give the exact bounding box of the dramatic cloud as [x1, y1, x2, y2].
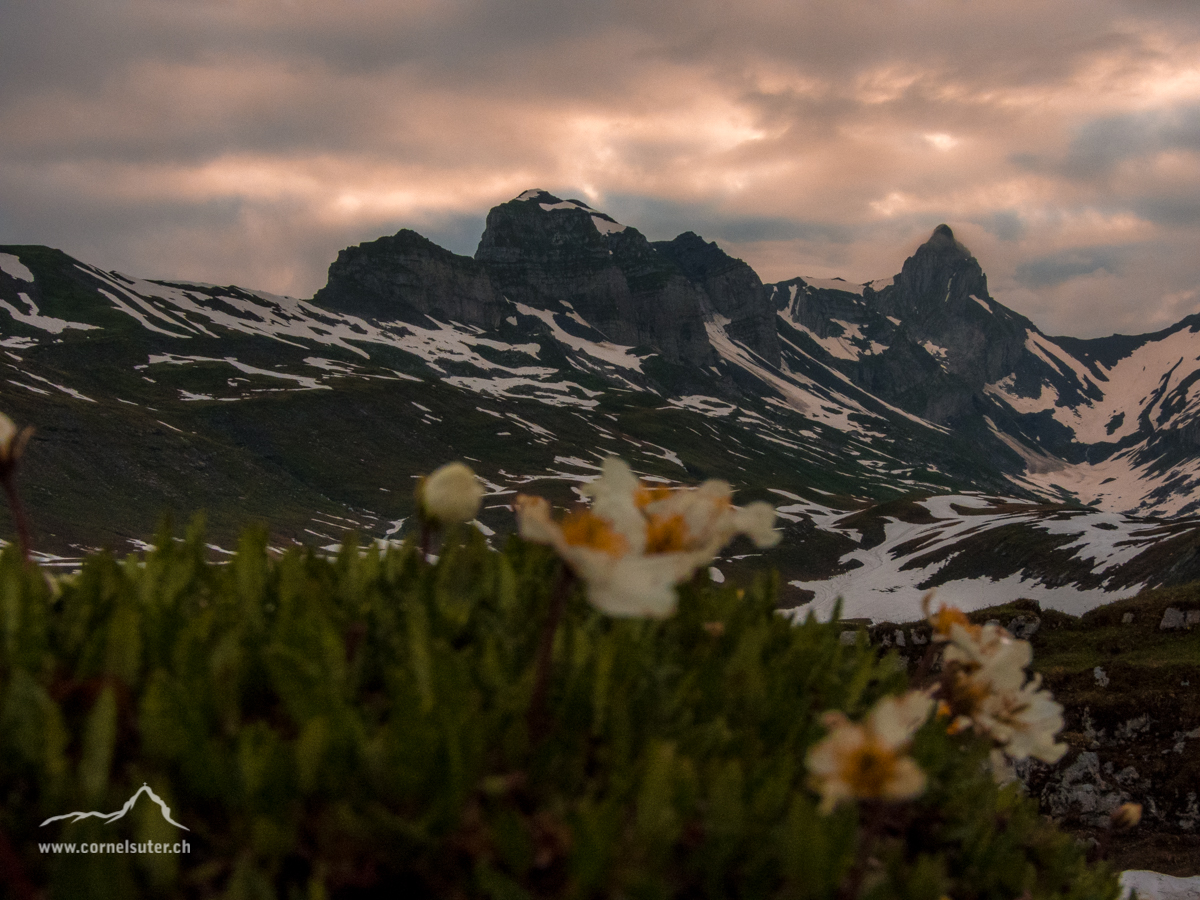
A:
[2, 0, 1200, 337]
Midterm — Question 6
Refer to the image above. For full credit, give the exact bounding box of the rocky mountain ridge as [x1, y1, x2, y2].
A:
[306, 189, 1200, 520]
[5, 189, 1200, 619]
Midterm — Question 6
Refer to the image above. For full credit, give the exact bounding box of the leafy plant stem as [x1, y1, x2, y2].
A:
[1, 472, 32, 564]
[838, 801, 886, 900]
[911, 640, 941, 690]
[527, 562, 574, 742]
[420, 518, 433, 562]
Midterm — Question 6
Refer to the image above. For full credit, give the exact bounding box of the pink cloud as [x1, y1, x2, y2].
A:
[1, 1, 1199, 337]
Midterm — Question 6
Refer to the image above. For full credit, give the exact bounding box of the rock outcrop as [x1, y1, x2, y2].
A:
[653, 232, 780, 366]
[872, 224, 1031, 387]
[474, 191, 716, 368]
[314, 229, 505, 329]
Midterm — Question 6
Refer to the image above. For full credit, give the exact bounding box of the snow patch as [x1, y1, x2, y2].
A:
[667, 395, 737, 417]
[788, 495, 1157, 622]
[515, 302, 644, 371]
[0, 253, 34, 283]
[984, 375, 1058, 417]
[591, 215, 627, 235]
[0, 293, 99, 335]
[921, 341, 949, 361]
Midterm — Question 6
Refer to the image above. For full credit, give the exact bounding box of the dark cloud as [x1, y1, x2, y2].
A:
[600, 193, 861, 248]
[1061, 105, 1200, 178]
[416, 213, 490, 259]
[1132, 192, 1200, 227]
[2, 0, 1200, 335]
[1014, 245, 1134, 288]
[975, 211, 1027, 242]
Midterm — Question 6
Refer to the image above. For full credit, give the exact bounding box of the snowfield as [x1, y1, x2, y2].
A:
[782, 494, 1189, 623]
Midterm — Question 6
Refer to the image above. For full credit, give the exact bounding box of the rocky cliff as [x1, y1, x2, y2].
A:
[652, 231, 780, 366]
[313, 229, 505, 329]
[474, 190, 717, 367]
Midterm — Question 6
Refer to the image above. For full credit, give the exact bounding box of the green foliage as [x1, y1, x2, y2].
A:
[0, 524, 1119, 898]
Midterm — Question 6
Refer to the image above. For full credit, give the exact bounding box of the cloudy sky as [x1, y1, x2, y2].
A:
[3, 1, 1200, 338]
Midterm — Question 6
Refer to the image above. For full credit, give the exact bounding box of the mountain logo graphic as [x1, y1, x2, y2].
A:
[40, 783, 189, 831]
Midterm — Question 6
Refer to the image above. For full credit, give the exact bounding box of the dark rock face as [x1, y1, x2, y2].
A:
[653, 232, 780, 366]
[312, 207, 1125, 455]
[770, 225, 1092, 428]
[314, 230, 504, 329]
[475, 191, 716, 367]
[872, 225, 1030, 387]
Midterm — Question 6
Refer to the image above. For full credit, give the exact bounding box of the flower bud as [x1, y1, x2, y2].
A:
[0, 412, 32, 471]
[1110, 802, 1142, 831]
[0, 414, 15, 455]
[418, 462, 484, 525]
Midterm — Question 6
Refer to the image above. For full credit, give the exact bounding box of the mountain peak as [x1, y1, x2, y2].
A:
[893, 223, 984, 305]
[512, 189, 597, 211]
[921, 223, 971, 258]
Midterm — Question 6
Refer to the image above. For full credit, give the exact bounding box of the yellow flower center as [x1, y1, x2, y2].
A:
[560, 509, 629, 557]
[644, 513, 689, 554]
[838, 739, 900, 799]
[634, 484, 675, 508]
[930, 604, 972, 637]
[945, 669, 992, 720]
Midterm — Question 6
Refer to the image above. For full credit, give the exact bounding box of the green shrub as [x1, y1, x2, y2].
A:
[0, 521, 1119, 899]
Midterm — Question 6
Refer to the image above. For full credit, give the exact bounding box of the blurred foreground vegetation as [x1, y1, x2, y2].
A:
[0, 522, 1119, 899]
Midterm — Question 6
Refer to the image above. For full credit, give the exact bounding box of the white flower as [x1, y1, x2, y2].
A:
[806, 691, 933, 813]
[0, 414, 16, 456]
[418, 462, 484, 525]
[513, 457, 780, 618]
[944, 622, 1031, 693]
[932, 605, 1067, 765]
[974, 675, 1067, 763]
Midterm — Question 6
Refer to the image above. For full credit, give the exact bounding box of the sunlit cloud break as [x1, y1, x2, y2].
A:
[3, 1, 1200, 338]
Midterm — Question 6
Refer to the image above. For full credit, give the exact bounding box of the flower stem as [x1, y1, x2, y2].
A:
[838, 801, 886, 900]
[1, 473, 31, 565]
[911, 639, 942, 689]
[419, 518, 433, 563]
[527, 563, 574, 742]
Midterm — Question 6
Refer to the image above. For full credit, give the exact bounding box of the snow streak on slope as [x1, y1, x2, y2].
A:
[705, 314, 871, 430]
[0, 294, 98, 335]
[978, 323, 1200, 515]
[514, 303, 645, 371]
[59, 267, 606, 408]
[985, 328, 1200, 445]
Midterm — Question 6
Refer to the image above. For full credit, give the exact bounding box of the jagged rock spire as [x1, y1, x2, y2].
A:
[895, 224, 987, 307]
